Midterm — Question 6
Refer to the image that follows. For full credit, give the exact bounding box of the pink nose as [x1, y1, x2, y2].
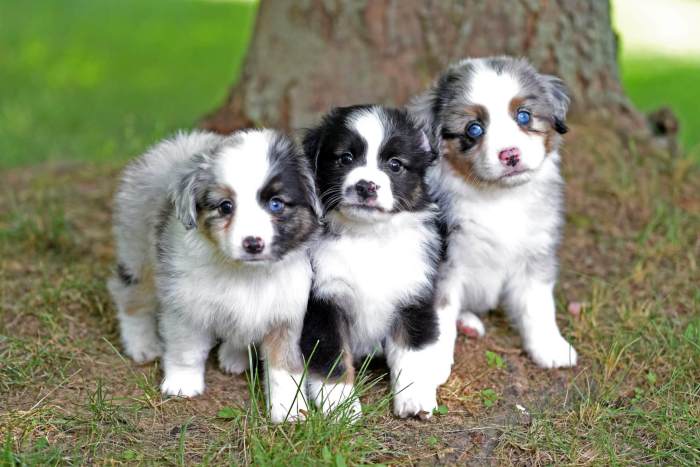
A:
[498, 147, 521, 167]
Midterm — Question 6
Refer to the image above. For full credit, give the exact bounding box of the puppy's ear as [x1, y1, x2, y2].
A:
[171, 153, 211, 230]
[542, 74, 571, 134]
[302, 125, 324, 174]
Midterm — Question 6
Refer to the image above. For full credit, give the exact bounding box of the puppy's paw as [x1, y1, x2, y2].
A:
[269, 398, 308, 424]
[309, 382, 362, 421]
[218, 343, 249, 375]
[526, 334, 578, 368]
[393, 382, 438, 419]
[457, 312, 485, 338]
[123, 336, 163, 364]
[161, 369, 205, 397]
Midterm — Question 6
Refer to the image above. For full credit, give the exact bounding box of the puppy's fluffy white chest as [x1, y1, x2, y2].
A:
[312, 212, 435, 353]
[159, 228, 312, 343]
[438, 156, 562, 270]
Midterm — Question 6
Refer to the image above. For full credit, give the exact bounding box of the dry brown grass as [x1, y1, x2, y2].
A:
[1, 118, 698, 464]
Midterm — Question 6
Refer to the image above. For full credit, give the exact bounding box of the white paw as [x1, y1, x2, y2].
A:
[393, 381, 438, 419]
[309, 381, 362, 420]
[161, 368, 205, 397]
[269, 396, 308, 424]
[218, 343, 249, 375]
[526, 334, 578, 368]
[123, 336, 163, 364]
[457, 312, 485, 338]
[267, 368, 308, 424]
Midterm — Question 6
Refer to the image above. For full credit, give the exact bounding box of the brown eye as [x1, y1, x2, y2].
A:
[388, 158, 403, 173]
[339, 151, 354, 166]
[218, 200, 234, 216]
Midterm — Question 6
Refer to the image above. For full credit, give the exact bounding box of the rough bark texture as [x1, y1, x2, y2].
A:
[202, 0, 644, 134]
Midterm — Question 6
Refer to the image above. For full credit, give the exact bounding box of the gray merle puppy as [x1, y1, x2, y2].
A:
[300, 105, 448, 419]
[410, 56, 578, 371]
[108, 129, 320, 422]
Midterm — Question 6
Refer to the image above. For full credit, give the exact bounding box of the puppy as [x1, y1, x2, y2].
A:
[300, 105, 446, 419]
[410, 56, 578, 369]
[108, 129, 320, 422]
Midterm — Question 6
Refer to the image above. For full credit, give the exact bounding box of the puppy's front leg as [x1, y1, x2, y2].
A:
[506, 279, 577, 368]
[262, 325, 308, 423]
[160, 312, 214, 397]
[386, 337, 440, 420]
[300, 293, 361, 419]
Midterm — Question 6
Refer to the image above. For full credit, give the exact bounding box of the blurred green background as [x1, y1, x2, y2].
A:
[1, 0, 698, 168]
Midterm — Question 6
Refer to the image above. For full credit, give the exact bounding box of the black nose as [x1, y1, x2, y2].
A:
[355, 180, 378, 199]
[242, 236, 265, 254]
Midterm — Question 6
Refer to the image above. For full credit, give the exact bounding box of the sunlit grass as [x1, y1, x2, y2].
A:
[0, 0, 257, 168]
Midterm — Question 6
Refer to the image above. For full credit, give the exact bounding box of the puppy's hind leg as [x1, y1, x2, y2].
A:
[108, 265, 162, 364]
[457, 312, 485, 338]
[218, 340, 250, 375]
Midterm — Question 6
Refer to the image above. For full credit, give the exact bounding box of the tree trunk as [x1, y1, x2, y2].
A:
[201, 0, 644, 134]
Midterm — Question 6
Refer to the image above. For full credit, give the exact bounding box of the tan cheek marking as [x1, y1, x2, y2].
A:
[443, 138, 482, 184]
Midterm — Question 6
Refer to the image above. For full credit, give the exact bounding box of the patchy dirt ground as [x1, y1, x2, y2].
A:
[1, 120, 698, 464]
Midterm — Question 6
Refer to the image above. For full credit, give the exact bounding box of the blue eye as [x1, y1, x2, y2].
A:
[268, 197, 285, 213]
[516, 110, 531, 126]
[466, 123, 484, 138]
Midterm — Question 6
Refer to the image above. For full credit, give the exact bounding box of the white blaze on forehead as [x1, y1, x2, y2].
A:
[348, 108, 385, 169]
[342, 108, 395, 212]
[467, 64, 521, 117]
[216, 130, 275, 257]
[217, 130, 273, 191]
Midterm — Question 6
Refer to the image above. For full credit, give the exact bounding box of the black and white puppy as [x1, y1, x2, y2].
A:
[300, 105, 446, 419]
[410, 56, 577, 369]
[108, 129, 320, 422]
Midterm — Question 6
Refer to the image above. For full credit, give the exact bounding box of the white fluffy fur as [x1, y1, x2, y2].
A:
[266, 367, 308, 423]
[307, 379, 362, 420]
[417, 62, 578, 369]
[109, 130, 311, 421]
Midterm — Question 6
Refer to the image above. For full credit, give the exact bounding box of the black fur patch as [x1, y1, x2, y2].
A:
[264, 133, 321, 258]
[116, 263, 137, 286]
[300, 293, 350, 379]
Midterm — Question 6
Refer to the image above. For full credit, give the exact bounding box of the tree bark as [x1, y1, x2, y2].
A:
[201, 0, 644, 134]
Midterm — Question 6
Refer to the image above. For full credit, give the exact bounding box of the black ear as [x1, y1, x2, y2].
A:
[542, 74, 571, 134]
[171, 153, 211, 230]
[302, 125, 325, 174]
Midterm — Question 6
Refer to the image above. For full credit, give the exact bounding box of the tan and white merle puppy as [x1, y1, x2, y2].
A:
[108, 130, 320, 422]
[300, 105, 445, 419]
[410, 57, 577, 371]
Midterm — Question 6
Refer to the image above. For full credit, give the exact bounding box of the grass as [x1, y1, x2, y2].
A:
[1, 120, 698, 464]
[1, 0, 699, 464]
[0, 0, 257, 168]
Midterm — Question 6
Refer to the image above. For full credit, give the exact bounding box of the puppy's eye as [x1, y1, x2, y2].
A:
[218, 200, 234, 216]
[339, 151, 354, 166]
[516, 110, 531, 126]
[267, 197, 285, 214]
[387, 158, 403, 173]
[466, 122, 484, 139]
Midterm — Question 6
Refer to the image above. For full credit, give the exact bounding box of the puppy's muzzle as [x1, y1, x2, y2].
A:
[354, 180, 378, 200]
[242, 236, 265, 255]
[498, 147, 521, 168]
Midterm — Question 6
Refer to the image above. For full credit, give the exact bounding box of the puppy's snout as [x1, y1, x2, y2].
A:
[242, 236, 265, 254]
[355, 180, 378, 200]
[498, 147, 521, 167]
